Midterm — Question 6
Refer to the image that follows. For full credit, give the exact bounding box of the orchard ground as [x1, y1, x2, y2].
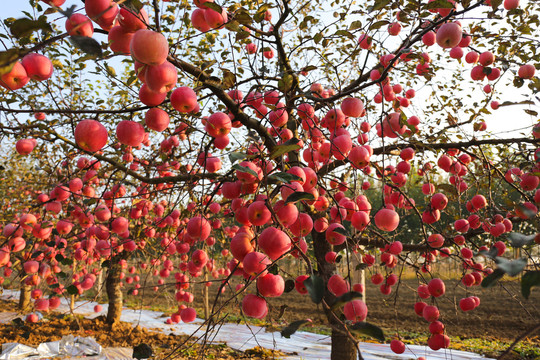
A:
[1, 262, 538, 359]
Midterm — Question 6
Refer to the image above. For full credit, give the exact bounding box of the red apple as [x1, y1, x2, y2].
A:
[436, 22, 462, 49]
[116, 120, 145, 147]
[145, 108, 170, 132]
[170, 86, 198, 112]
[145, 61, 178, 93]
[75, 119, 108, 152]
[0, 62, 29, 90]
[130, 29, 169, 66]
[118, 7, 149, 32]
[66, 13, 94, 37]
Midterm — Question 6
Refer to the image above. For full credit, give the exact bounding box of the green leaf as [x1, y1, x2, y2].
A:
[205, 3, 223, 14]
[495, 257, 527, 277]
[350, 322, 385, 342]
[436, 183, 458, 197]
[334, 30, 355, 40]
[521, 271, 540, 299]
[491, 0, 503, 10]
[10, 16, 52, 38]
[481, 268, 505, 288]
[254, 4, 270, 23]
[66, 285, 79, 295]
[369, 20, 389, 30]
[304, 274, 324, 304]
[133, 343, 153, 360]
[369, 0, 392, 12]
[268, 172, 303, 183]
[355, 263, 368, 271]
[284, 191, 315, 204]
[425, 0, 455, 10]
[313, 33, 323, 44]
[349, 21, 363, 30]
[232, 163, 259, 178]
[332, 226, 349, 237]
[234, 8, 253, 25]
[222, 69, 236, 89]
[101, 260, 111, 268]
[284, 279, 295, 293]
[228, 152, 246, 163]
[477, 246, 498, 259]
[69, 36, 103, 57]
[0, 49, 19, 76]
[235, 31, 251, 41]
[278, 73, 295, 93]
[122, 0, 144, 12]
[269, 138, 301, 159]
[507, 233, 535, 248]
[331, 291, 363, 310]
[61, 257, 73, 266]
[281, 319, 311, 338]
[55, 254, 65, 263]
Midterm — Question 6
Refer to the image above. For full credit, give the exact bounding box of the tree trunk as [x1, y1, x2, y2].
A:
[18, 283, 31, 312]
[312, 230, 359, 360]
[106, 258, 123, 325]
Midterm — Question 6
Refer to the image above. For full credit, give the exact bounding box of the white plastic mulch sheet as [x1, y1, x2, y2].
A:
[0, 289, 494, 360]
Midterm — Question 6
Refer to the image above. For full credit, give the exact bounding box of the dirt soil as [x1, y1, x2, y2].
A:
[1, 277, 539, 359]
[0, 299, 282, 359]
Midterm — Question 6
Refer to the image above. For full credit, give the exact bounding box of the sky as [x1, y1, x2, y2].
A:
[1, 0, 538, 142]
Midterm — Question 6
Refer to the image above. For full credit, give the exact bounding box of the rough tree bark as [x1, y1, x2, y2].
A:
[312, 230, 359, 360]
[105, 257, 123, 325]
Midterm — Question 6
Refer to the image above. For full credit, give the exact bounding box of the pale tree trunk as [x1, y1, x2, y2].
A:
[18, 283, 31, 312]
[106, 258, 123, 325]
[312, 230, 359, 360]
[203, 270, 209, 319]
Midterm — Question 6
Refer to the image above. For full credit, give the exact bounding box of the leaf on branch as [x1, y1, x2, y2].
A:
[522, 271, 540, 299]
[278, 73, 294, 93]
[425, 0, 455, 10]
[234, 8, 253, 25]
[254, 4, 270, 23]
[507, 232, 535, 248]
[350, 322, 385, 342]
[232, 163, 259, 178]
[122, 0, 144, 12]
[495, 257, 527, 277]
[10, 16, 52, 38]
[0, 49, 19, 76]
[228, 152, 246, 163]
[369, 0, 392, 12]
[235, 31, 250, 41]
[436, 183, 458, 197]
[268, 172, 303, 183]
[284, 191, 315, 204]
[330, 291, 363, 310]
[349, 21, 363, 30]
[205, 3, 223, 14]
[221, 69, 236, 89]
[477, 246, 498, 259]
[356, 263, 369, 271]
[369, 20, 390, 30]
[57, 5, 77, 18]
[304, 274, 324, 304]
[69, 36, 103, 57]
[334, 30, 355, 40]
[491, 0, 503, 10]
[284, 279, 295, 293]
[133, 343, 153, 360]
[269, 138, 301, 159]
[332, 226, 349, 237]
[280, 319, 311, 338]
[481, 268, 505, 288]
[66, 285, 79, 295]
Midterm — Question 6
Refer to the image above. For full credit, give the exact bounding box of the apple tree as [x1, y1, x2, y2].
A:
[1, 0, 540, 359]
